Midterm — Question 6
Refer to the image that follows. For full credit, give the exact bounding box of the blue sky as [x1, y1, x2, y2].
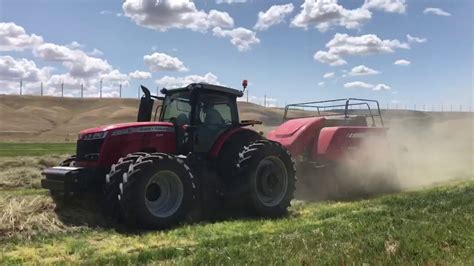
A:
[0, 0, 472, 109]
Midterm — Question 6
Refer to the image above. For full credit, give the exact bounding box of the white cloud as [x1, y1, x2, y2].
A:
[88, 48, 104, 57]
[254, 4, 295, 31]
[373, 83, 391, 90]
[0, 23, 129, 97]
[318, 81, 325, 86]
[394, 59, 410, 66]
[35, 43, 112, 78]
[143, 52, 189, 72]
[314, 33, 409, 66]
[362, 0, 406, 14]
[43, 73, 126, 98]
[67, 41, 84, 49]
[423, 7, 451, 16]
[99, 69, 129, 83]
[407, 34, 427, 43]
[0, 56, 51, 82]
[208, 10, 235, 28]
[100, 10, 113, 15]
[344, 81, 374, 89]
[155, 72, 219, 88]
[314, 51, 347, 66]
[0, 22, 44, 51]
[344, 81, 391, 91]
[349, 65, 380, 76]
[216, 0, 247, 4]
[291, 0, 372, 32]
[323, 72, 335, 78]
[129, 70, 152, 80]
[212, 27, 260, 51]
[122, 0, 234, 32]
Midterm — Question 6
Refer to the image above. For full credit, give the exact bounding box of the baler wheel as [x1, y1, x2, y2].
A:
[237, 140, 296, 217]
[118, 153, 197, 229]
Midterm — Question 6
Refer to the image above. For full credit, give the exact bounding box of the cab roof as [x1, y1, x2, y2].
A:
[161, 83, 243, 97]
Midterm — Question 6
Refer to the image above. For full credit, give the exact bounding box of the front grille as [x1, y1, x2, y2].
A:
[76, 139, 104, 161]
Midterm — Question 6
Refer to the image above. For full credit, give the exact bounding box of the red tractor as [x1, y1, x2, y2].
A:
[42, 83, 394, 229]
[42, 83, 295, 229]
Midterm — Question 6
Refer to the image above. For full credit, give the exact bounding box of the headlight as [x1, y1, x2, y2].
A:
[81, 131, 108, 140]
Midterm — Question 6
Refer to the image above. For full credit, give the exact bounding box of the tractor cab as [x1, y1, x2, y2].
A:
[138, 83, 243, 154]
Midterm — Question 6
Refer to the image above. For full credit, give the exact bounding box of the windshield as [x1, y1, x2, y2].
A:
[160, 91, 191, 126]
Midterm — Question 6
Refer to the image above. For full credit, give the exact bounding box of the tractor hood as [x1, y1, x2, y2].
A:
[78, 122, 174, 139]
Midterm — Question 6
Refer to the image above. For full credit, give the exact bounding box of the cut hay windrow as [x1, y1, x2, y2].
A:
[0, 195, 80, 240]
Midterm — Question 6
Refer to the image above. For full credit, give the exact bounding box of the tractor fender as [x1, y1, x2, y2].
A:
[316, 127, 388, 161]
[210, 127, 262, 158]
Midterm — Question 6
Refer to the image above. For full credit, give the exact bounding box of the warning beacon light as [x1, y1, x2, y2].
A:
[242, 79, 248, 92]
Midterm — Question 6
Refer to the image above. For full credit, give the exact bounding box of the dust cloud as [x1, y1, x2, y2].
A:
[295, 113, 474, 201]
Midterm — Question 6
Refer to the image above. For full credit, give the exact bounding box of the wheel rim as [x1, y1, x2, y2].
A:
[145, 170, 184, 218]
[255, 156, 288, 207]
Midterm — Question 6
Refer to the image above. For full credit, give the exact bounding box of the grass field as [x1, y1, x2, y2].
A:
[0, 143, 75, 157]
[0, 152, 473, 264]
[0, 181, 472, 264]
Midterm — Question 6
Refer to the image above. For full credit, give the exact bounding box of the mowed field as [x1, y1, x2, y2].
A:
[0, 95, 473, 264]
[0, 153, 472, 264]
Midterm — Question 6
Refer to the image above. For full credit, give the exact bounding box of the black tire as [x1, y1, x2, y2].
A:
[103, 152, 149, 219]
[119, 153, 198, 229]
[59, 155, 76, 166]
[217, 130, 262, 179]
[237, 139, 296, 217]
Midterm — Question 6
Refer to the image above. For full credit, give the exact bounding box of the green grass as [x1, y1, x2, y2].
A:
[1, 181, 473, 265]
[0, 143, 75, 157]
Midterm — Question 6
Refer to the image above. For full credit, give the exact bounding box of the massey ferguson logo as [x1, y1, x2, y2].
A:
[111, 126, 174, 136]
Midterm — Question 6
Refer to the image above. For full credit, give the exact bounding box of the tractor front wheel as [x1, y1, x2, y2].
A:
[103, 152, 149, 219]
[237, 140, 296, 217]
[118, 153, 197, 229]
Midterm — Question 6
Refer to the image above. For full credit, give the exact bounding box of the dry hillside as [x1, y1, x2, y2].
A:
[0, 94, 472, 144]
[0, 95, 291, 142]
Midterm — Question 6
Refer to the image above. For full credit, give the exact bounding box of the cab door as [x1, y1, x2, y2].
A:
[192, 92, 238, 153]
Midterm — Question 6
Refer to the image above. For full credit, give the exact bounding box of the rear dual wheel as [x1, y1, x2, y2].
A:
[237, 140, 296, 217]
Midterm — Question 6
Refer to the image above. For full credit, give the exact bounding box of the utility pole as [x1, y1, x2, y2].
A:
[264, 94, 266, 107]
[156, 86, 159, 97]
[20, 79, 23, 95]
[81, 84, 84, 98]
[138, 86, 140, 99]
[61, 82, 64, 97]
[40, 82, 43, 96]
[119, 83, 122, 98]
[100, 79, 103, 98]
[246, 88, 249, 103]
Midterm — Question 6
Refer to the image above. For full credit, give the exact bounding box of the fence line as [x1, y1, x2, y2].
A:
[7, 80, 473, 113]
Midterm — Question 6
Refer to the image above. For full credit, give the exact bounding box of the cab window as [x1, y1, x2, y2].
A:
[161, 92, 191, 126]
[198, 93, 236, 126]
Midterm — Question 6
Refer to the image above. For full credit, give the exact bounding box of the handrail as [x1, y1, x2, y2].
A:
[283, 98, 384, 127]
